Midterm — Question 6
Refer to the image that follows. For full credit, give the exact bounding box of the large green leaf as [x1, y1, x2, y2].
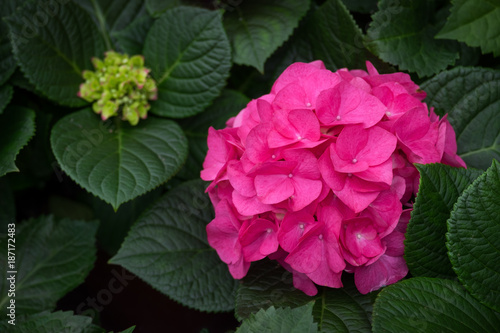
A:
[0, 311, 104, 333]
[437, 0, 500, 56]
[304, 0, 366, 71]
[237, 303, 318, 333]
[236, 260, 374, 333]
[5, 1, 106, 107]
[110, 180, 238, 312]
[145, 0, 181, 17]
[223, 0, 310, 73]
[92, 188, 162, 255]
[178, 89, 249, 180]
[372, 277, 500, 333]
[51, 109, 187, 210]
[112, 14, 154, 55]
[0, 216, 98, 316]
[0, 106, 35, 177]
[144, 6, 231, 118]
[77, 0, 146, 50]
[0, 84, 13, 114]
[366, 0, 459, 77]
[447, 160, 500, 312]
[421, 67, 500, 170]
[0, 0, 17, 86]
[405, 164, 483, 279]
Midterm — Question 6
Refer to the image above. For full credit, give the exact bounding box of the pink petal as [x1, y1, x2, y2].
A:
[285, 223, 324, 273]
[240, 218, 279, 262]
[305, 258, 343, 288]
[278, 210, 316, 252]
[227, 160, 256, 197]
[206, 200, 242, 264]
[354, 255, 408, 294]
[232, 191, 273, 216]
[316, 82, 386, 128]
[228, 256, 251, 279]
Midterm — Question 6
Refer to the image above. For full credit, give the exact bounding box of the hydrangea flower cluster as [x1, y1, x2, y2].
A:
[201, 61, 465, 295]
[78, 51, 158, 126]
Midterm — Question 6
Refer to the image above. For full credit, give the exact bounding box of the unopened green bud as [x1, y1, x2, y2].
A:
[78, 51, 157, 125]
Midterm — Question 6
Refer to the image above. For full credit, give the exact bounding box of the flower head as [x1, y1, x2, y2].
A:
[202, 61, 465, 295]
[78, 51, 158, 125]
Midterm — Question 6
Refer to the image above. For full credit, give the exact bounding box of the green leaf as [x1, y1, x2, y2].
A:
[0, 84, 13, 114]
[110, 180, 238, 312]
[236, 260, 313, 320]
[0, 216, 98, 316]
[372, 277, 500, 333]
[77, 0, 146, 50]
[9, 69, 36, 93]
[4, 1, 106, 107]
[50, 109, 188, 210]
[405, 164, 483, 279]
[366, 0, 460, 77]
[145, 0, 181, 17]
[237, 303, 318, 333]
[236, 260, 374, 333]
[0, 0, 18, 85]
[177, 89, 249, 180]
[112, 14, 154, 55]
[92, 188, 162, 255]
[223, 0, 310, 73]
[144, 6, 231, 118]
[0, 311, 104, 333]
[304, 0, 366, 71]
[0, 106, 35, 177]
[437, 0, 500, 56]
[421, 67, 500, 170]
[447, 160, 500, 312]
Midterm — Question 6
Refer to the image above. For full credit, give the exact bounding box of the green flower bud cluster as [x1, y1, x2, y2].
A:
[78, 51, 158, 126]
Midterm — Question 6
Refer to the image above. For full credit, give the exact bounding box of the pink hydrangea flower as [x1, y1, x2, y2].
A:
[202, 61, 465, 295]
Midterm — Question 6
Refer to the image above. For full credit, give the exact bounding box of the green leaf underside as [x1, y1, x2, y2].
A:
[237, 303, 318, 333]
[112, 14, 154, 55]
[304, 0, 366, 71]
[405, 164, 483, 279]
[437, 0, 500, 56]
[0, 84, 13, 114]
[223, 0, 310, 73]
[372, 278, 500, 333]
[50, 109, 188, 210]
[0, 0, 17, 86]
[111, 180, 238, 312]
[236, 260, 374, 333]
[0, 216, 98, 316]
[144, 6, 231, 118]
[5, 1, 106, 107]
[447, 160, 500, 312]
[366, 0, 459, 77]
[421, 67, 500, 170]
[0, 311, 104, 333]
[0, 106, 35, 177]
[178, 89, 250, 179]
